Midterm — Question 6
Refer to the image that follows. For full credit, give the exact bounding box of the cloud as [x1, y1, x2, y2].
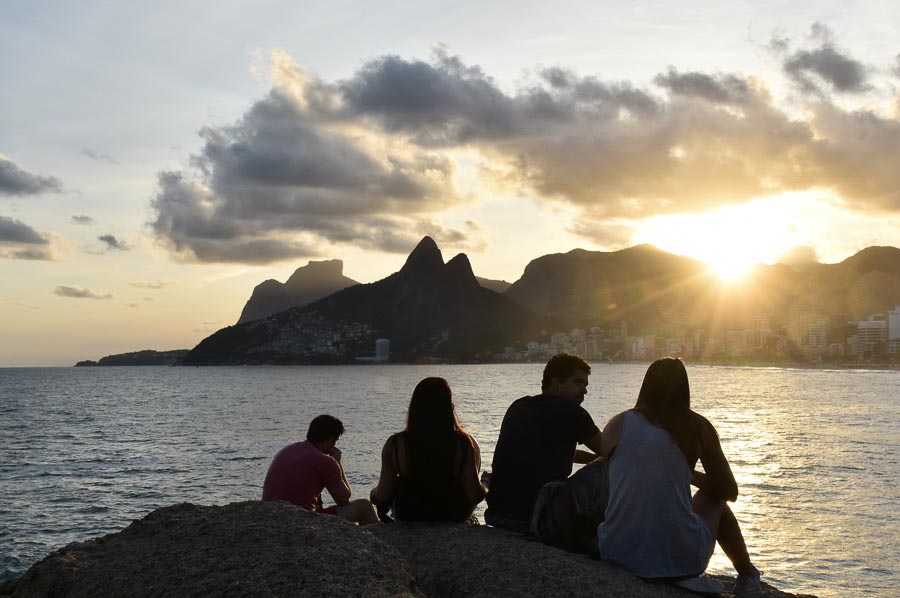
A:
[152, 39, 900, 261]
[0, 156, 63, 196]
[81, 149, 120, 165]
[53, 285, 113, 299]
[149, 70, 466, 263]
[0, 215, 66, 260]
[72, 215, 95, 225]
[778, 24, 870, 94]
[0, 215, 49, 244]
[98, 234, 132, 251]
[6, 247, 57, 260]
[130, 279, 175, 289]
[566, 220, 637, 248]
[777, 245, 820, 266]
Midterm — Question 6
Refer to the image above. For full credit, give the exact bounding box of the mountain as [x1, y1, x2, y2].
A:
[504, 245, 713, 333]
[237, 260, 358, 324]
[504, 244, 900, 334]
[476, 276, 512, 293]
[182, 238, 546, 365]
[75, 349, 190, 367]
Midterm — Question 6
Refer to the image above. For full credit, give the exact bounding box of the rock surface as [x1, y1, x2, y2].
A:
[1, 502, 816, 598]
[0, 502, 420, 598]
[373, 522, 815, 598]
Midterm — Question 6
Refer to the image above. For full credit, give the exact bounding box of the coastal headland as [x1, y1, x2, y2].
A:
[1, 501, 815, 597]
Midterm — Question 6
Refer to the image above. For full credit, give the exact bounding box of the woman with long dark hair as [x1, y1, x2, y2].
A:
[371, 377, 485, 522]
[596, 358, 762, 596]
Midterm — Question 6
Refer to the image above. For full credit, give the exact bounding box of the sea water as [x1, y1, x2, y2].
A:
[0, 364, 897, 597]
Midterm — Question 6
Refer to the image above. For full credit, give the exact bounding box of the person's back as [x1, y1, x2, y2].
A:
[371, 377, 485, 523]
[262, 414, 378, 525]
[487, 394, 596, 521]
[597, 410, 712, 578]
[390, 430, 479, 522]
[262, 440, 340, 511]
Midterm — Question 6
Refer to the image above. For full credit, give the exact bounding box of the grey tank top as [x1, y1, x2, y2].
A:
[596, 410, 714, 579]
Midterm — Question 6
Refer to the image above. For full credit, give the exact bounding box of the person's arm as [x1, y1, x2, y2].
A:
[323, 446, 352, 506]
[575, 429, 603, 463]
[370, 435, 399, 516]
[572, 404, 603, 463]
[460, 437, 486, 508]
[693, 416, 739, 502]
[599, 412, 624, 460]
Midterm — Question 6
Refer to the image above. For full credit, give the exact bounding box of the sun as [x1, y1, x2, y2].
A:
[706, 255, 754, 283]
[632, 198, 805, 283]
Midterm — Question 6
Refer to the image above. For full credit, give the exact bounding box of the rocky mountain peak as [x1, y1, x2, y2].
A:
[444, 253, 479, 289]
[399, 236, 444, 276]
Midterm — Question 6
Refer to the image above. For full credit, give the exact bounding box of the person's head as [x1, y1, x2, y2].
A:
[405, 377, 465, 436]
[541, 353, 591, 403]
[306, 414, 345, 452]
[634, 357, 700, 463]
[635, 357, 690, 414]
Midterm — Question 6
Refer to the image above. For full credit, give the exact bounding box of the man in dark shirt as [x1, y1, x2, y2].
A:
[485, 353, 603, 531]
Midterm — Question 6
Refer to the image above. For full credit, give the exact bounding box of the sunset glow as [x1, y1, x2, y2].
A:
[3, 3, 900, 365]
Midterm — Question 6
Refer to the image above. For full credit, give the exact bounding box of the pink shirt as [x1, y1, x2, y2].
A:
[262, 440, 344, 511]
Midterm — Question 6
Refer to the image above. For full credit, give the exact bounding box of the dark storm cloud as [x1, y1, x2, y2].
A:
[0, 216, 62, 260]
[0, 157, 63, 196]
[72, 215, 95, 225]
[784, 45, 869, 93]
[340, 50, 658, 145]
[81, 149, 120, 165]
[53, 286, 112, 299]
[344, 50, 900, 216]
[152, 37, 900, 262]
[778, 25, 869, 94]
[150, 87, 465, 263]
[98, 234, 131, 251]
[0, 215, 49, 244]
[654, 68, 757, 104]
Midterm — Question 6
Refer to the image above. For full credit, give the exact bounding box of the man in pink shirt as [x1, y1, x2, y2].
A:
[263, 414, 378, 525]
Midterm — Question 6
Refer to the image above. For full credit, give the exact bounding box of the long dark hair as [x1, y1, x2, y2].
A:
[633, 358, 704, 465]
[404, 377, 473, 478]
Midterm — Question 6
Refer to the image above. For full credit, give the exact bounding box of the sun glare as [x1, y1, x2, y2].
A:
[633, 197, 807, 282]
[706, 256, 753, 283]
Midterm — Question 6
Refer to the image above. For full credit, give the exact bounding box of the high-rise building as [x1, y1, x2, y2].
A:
[887, 306, 900, 354]
[375, 338, 390, 363]
[856, 317, 885, 357]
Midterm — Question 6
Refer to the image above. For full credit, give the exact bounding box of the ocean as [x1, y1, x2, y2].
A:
[1, 364, 897, 597]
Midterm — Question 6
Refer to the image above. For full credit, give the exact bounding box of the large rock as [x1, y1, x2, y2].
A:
[373, 523, 813, 598]
[0, 502, 421, 597]
[2, 502, 815, 598]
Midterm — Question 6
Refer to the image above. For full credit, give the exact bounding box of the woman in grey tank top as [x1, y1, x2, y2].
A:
[596, 358, 762, 597]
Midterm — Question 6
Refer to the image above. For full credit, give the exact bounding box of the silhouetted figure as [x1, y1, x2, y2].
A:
[370, 377, 485, 522]
[263, 414, 378, 525]
[597, 358, 762, 596]
[485, 353, 604, 532]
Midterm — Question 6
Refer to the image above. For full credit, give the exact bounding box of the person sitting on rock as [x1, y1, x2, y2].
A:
[370, 377, 486, 522]
[596, 358, 762, 596]
[485, 353, 604, 533]
[262, 414, 378, 525]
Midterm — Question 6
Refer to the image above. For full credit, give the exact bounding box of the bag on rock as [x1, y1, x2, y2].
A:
[530, 459, 609, 553]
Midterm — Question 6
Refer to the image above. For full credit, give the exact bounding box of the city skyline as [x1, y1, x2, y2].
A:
[3, 1, 900, 365]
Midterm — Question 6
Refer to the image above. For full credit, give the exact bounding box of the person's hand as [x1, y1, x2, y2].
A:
[480, 470, 492, 491]
[330, 446, 342, 463]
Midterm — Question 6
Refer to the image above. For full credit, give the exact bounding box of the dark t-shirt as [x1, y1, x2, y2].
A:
[486, 394, 599, 522]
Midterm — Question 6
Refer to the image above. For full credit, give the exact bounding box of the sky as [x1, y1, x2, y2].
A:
[2, 1, 899, 366]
